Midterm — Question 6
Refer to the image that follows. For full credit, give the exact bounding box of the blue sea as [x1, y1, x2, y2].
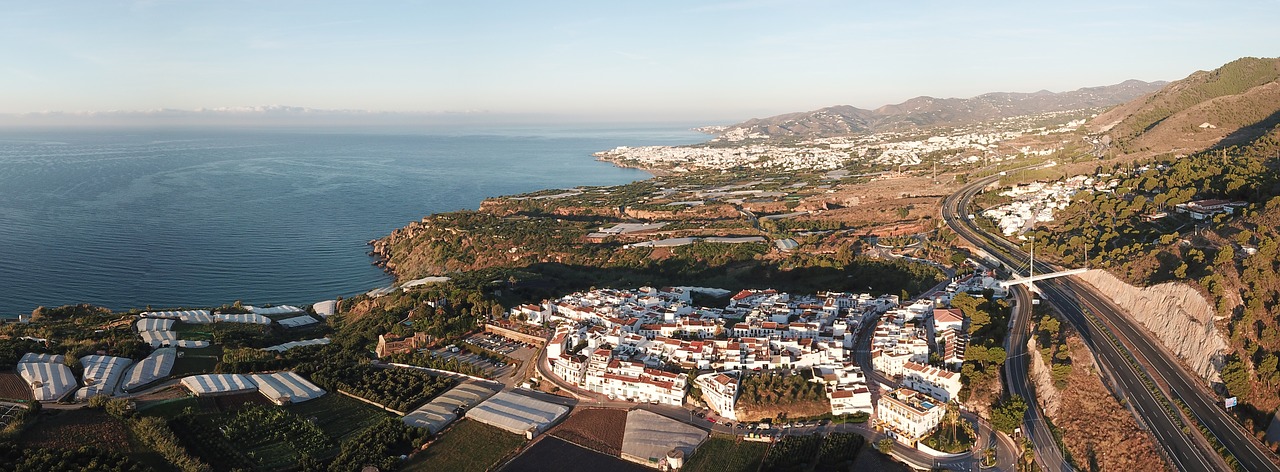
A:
[0, 124, 707, 316]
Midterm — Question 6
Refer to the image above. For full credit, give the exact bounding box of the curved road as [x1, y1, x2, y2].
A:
[944, 172, 1279, 472]
[851, 285, 1018, 471]
[1003, 284, 1072, 472]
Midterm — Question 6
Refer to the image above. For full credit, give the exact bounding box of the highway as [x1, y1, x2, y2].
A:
[1004, 285, 1072, 472]
[943, 171, 1280, 471]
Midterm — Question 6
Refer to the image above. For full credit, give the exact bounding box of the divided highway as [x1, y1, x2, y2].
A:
[943, 172, 1280, 472]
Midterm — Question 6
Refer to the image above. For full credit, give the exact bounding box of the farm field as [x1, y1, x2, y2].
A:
[213, 391, 273, 411]
[287, 393, 390, 444]
[548, 407, 627, 456]
[20, 409, 131, 453]
[306, 363, 455, 412]
[138, 395, 198, 419]
[850, 446, 910, 472]
[816, 432, 866, 471]
[682, 433, 768, 472]
[502, 436, 650, 472]
[171, 346, 222, 376]
[401, 419, 525, 472]
[169, 394, 390, 471]
[173, 405, 330, 471]
[0, 373, 33, 401]
[761, 433, 823, 472]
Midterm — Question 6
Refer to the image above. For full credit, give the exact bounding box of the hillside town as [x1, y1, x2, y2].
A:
[523, 270, 1009, 450]
[594, 110, 1088, 173]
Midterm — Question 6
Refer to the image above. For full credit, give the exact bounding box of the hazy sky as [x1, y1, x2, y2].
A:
[2, 0, 1277, 122]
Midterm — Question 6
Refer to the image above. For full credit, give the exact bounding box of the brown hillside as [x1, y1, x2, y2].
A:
[1110, 80, 1280, 156]
[1090, 57, 1280, 156]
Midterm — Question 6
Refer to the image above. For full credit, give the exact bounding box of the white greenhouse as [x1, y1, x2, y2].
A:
[403, 382, 500, 433]
[213, 313, 272, 325]
[180, 374, 257, 396]
[16, 354, 77, 402]
[141, 310, 214, 323]
[464, 391, 569, 436]
[75, 355, 133, 401]
[276, 315, 319, 328]
[247, 305, 304, 315]
[120, 347, 177, 392]
[248, 372, 325, 405]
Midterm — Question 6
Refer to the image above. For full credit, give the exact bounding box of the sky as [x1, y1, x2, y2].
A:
[2, 0, 1278, 123]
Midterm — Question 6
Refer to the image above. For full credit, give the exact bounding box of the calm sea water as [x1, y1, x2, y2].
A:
[0, 125, 706, 316]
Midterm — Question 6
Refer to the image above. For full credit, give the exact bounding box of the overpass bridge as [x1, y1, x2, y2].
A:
[998, 268, 1089, 288]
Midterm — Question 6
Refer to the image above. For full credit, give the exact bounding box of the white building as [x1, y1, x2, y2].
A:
[900, 361, 963, 403]
[813, 364, 873, 416]
[830, 387, 873, 416]
[582, 349, 687, 406]
[939, 328, 969, 371]
[877, 388, 945, 446]
[696, 372, 739, 421]
[932, 308, 966, 333]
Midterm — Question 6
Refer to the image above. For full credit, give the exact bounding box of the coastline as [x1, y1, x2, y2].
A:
[2, 125, 707, 316]
[368, 154, 678, 283]
[594, 153, 673, 177]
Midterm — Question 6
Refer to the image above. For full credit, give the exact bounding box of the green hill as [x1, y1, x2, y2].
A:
[1092, 57, 1280, 154]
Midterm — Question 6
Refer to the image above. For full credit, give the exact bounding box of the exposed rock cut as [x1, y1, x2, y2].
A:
[1075, 269, 1227, 383]
[1027, 334, 1061, 418]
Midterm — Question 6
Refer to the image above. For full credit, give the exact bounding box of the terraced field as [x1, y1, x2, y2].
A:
[0, 373, 32, 401]
[21, 410, 130, 453]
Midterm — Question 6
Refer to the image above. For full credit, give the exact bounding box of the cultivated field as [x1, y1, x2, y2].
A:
[502, 436, 650, 472]
[174, 408, 319, 470]
[548, 407, 627, 456]
[286, 393, 390, 445]
[171, 394, 392, 471]
[761, 433, 823, 472]
[21, 410, 131, 453]
[0, 373, 33, 401]
[171, 346, 221, 376]
[401, 419, 525, 472]
[308, 364, 455, 412]
[137, 395, 198, 419]
[681, 433, 768, 472]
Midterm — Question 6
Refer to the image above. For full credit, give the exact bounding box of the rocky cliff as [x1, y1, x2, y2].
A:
[1027, 334, 1062, 418]
[1075, 269, 1228, 383]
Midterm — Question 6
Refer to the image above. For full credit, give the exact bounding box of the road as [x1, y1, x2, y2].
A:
[943, 172, 1280, 471]
[1004, 285, 1072, 472]
[851, 278, 1018, 471]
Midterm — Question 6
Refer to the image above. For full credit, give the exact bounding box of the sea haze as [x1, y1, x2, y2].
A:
[0, 125, 707, 316]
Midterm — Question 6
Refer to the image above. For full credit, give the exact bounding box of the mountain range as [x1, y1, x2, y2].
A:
[715, 80, 1168, 138]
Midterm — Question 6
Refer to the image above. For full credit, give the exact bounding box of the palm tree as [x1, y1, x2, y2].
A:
[945, 401, 960, 441]
[875, 438, 895, 455]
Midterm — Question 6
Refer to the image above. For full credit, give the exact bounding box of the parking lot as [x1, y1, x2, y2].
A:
[428, 332, 540, 385]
